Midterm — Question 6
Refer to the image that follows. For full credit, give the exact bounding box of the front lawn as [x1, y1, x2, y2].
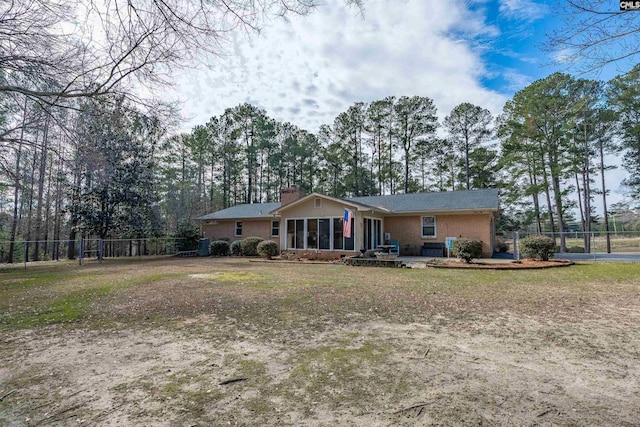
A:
[1, 257, 638, 425]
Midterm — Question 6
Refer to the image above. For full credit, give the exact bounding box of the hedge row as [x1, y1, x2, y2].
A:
[210, 237, 279, 258]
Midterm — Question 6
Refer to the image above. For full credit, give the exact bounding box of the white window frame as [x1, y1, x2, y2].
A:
[235, 221, 243, 237]
[284, 216, 357, 251]
[364, 216, 383, 250]
[421, 216, 436, 238]
[271, 220, 280, 237]
[285, 218, 306, 250]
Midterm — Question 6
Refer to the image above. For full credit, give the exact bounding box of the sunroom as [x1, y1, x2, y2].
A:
[271, 193, 388, 254]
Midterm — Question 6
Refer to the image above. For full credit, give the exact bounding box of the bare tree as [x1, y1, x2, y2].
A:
[0, 0, 361, 105]
[546, 1, 640, 73]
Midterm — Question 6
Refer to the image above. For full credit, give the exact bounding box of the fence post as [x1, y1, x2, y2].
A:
[79, 238, 83, 265]
[98, 238, 104, 262]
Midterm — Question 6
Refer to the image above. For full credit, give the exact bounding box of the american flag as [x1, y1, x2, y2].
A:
[343, 209, 353, 238]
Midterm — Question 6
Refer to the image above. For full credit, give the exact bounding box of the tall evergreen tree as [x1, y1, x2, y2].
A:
[393, 96, 438, 194]
[444, 102, 493, 190]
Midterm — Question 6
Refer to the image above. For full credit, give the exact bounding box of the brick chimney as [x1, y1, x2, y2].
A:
[280, 185, 306, 206]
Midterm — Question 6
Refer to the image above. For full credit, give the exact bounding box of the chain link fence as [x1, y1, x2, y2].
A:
[510, 231, 640, 260]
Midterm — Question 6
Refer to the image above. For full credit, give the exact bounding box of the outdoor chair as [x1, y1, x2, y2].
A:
[390, 240, 400, 255]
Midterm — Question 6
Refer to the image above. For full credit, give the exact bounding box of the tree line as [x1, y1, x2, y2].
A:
[1, 66, 640, 262]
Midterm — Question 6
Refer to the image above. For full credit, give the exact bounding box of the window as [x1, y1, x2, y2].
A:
[344, 218, 355, 250]
[271, 220, 279, 237]
[235, 221, 242, 236]
[364, 218, 383, 250]
[421, 216, 436, 238]
[287, 217, 356, 251]
[307, 219, 318, 249]
[314, 198, 322, 208]
[318, 219, 331, 249]
[333, 218, 343, 250]
[295, 219, 304, 249]
[286, 219, 306, 249]
[287, 219, 296, 248]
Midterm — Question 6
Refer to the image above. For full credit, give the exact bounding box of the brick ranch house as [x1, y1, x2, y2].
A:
[197, 186, 499, 258]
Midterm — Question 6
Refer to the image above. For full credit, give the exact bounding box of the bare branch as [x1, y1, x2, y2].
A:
[545, 0, 640, 73]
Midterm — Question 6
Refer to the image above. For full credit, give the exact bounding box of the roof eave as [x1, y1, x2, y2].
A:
[385, 208, 499, 216]
[200, 215, 278, 221]
[271, 192, 384, 214]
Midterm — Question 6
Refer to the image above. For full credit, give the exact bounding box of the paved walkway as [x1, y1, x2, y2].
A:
[399, 253, 640, 264]
[555, 253, 640, 262]
[398, 256, 512, 264]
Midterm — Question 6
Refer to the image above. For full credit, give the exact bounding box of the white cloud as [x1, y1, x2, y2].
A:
[499, 0, 548, 22]
[502, 69, 534, 91]
[552, 48, 576, 64]
[168, 0, 510, 132]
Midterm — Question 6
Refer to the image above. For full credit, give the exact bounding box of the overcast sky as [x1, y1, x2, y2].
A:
[167, 0, 628, 208]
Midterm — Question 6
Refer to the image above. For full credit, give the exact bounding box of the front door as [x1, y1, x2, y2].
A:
[364, 218, 382, 250]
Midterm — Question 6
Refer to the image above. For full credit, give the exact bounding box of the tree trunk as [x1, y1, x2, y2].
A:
[8, 97, 28, 263]
[526, 153, 543, 233]
[582, 124, 592, 253]
[465, 132, 470, 190]
[43, 145, 54, 257]
[538, 144, 556, 237]
[24, 132, 39, 262]
[598, 136, 611, 253]
[575, 173, 585, 235]
[388, 116, 394, 195]
[33, 115, 50, 261]
[67, 168, 82, 260]
[377, 128, 382, 195]
[550, 172, 567, 252]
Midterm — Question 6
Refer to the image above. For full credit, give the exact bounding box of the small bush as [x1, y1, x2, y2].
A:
[241, 236, 263, 256]
[210, 240, 230, 256]
[453, 238, 483, 263]
[495, 236, 509, 253]
[257, 240, 279, 258]
[230, 240, 243, 256]
[567, 246, 585, 253]
[520, 235, 555, 261]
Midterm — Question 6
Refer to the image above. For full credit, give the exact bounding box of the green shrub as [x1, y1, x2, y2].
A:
[495, 236, 509, 253]
[230, 240, 243, 256]
[520, 235, 555, 261]
[257, 240, 279, 258]
[210, 240, 230, 256]
[567, 246, 585, 253]
[241, 237, 263, 256]
[453, 238, 483, 263]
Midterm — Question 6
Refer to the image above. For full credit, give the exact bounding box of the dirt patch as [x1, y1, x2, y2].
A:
[1, 311, 639, 426]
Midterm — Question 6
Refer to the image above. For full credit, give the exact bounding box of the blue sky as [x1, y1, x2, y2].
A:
[167, 0, 628, 205]
[169, 0, 587, 130]
[478, 0, 556, 92]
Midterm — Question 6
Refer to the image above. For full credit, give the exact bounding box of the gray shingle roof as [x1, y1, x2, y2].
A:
[197, 189, 499, 219]
[347, 189, 499, 213]
[196, 202, 281, 220]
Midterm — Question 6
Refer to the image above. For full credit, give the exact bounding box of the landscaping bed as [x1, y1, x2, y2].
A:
[426, 258, 574, 269]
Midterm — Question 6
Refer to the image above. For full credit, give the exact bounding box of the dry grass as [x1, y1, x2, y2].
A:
[1, 256, 639, 425]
